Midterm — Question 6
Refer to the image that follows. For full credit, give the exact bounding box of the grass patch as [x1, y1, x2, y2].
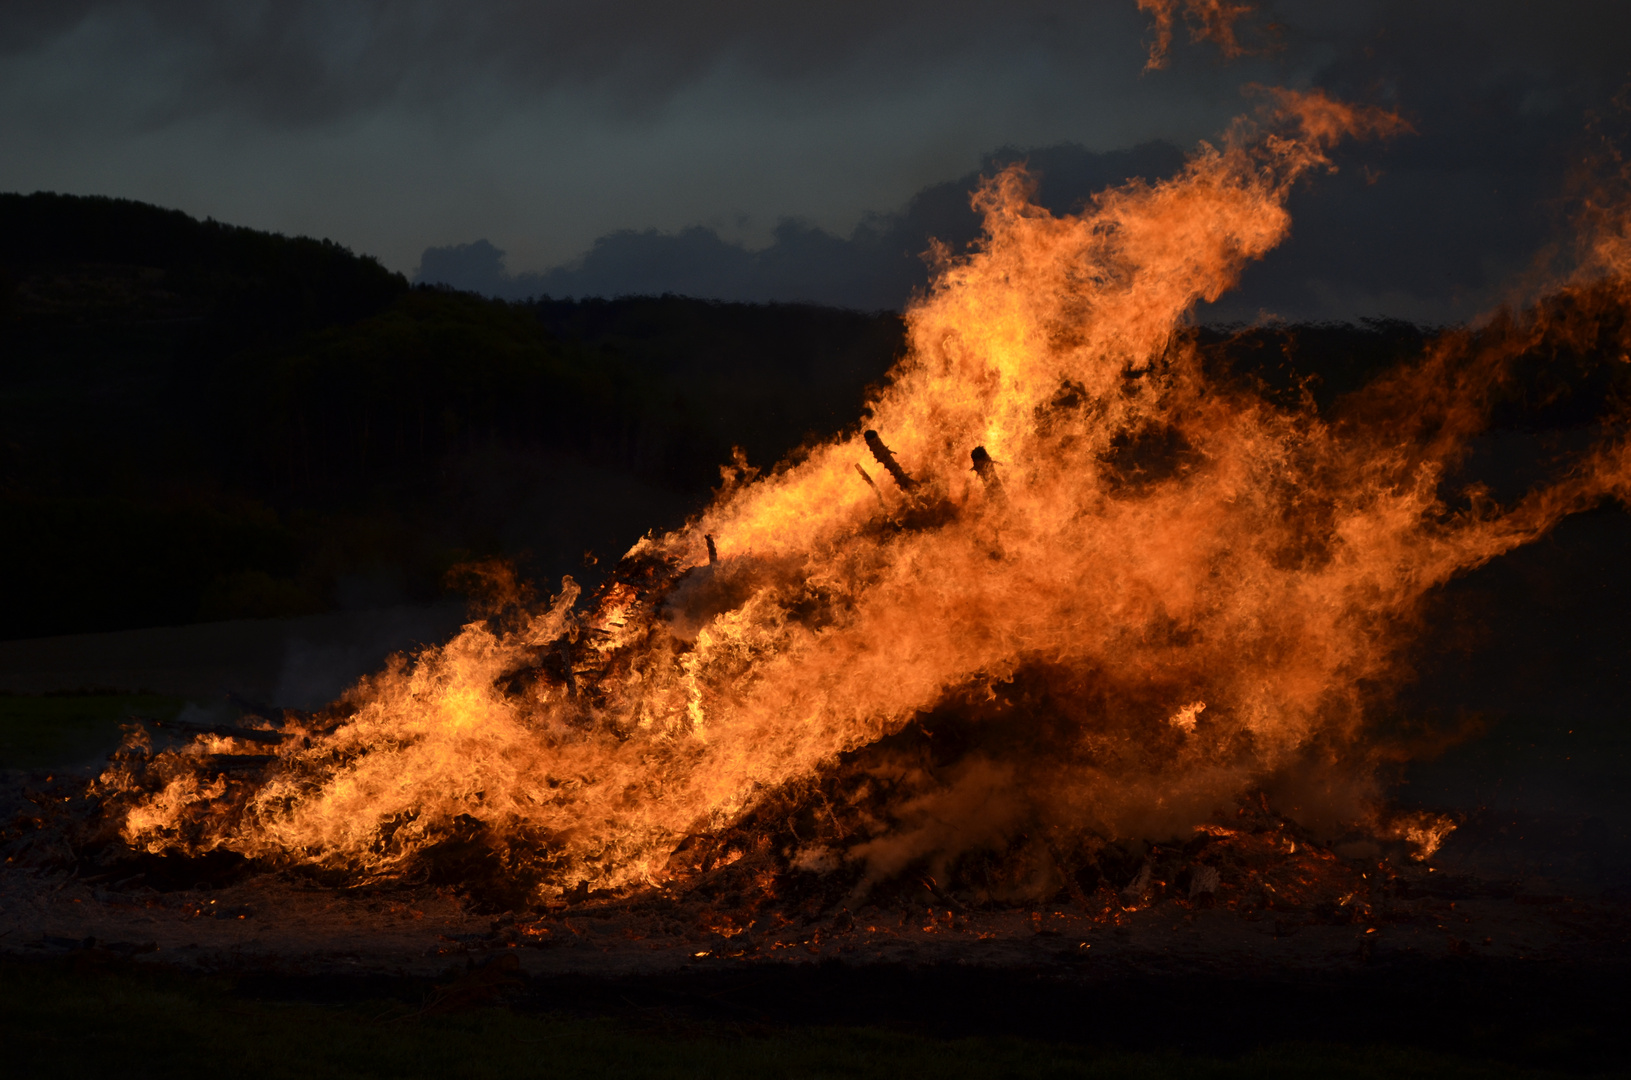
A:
[0, 692, 182, 769]
[0, 955, 1588, 1080]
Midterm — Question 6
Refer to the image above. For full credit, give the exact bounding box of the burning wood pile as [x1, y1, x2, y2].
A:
[8, 83, 1631, 953]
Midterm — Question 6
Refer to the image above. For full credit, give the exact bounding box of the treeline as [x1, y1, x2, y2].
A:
[0, 194, 905, 639]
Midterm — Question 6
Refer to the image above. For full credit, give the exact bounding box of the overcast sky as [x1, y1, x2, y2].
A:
[4, 1, 1629, 321]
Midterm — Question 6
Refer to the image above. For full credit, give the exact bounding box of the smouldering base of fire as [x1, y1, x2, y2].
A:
[5, 768, 1627, 981]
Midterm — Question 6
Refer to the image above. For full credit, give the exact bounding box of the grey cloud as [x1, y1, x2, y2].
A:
[416, 142, 1190, 310]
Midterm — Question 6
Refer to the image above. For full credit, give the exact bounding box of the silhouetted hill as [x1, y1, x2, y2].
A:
[0, 194, 907, 639]
[0, 192, 406, 341]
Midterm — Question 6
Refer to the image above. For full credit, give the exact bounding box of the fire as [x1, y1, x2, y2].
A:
[93, 86, 1631, 908]
[1137, 0, 1266, 71]
[1168, 702, 1205, 734]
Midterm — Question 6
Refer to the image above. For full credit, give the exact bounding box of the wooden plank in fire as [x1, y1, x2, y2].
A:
[136, 715, 285, 745]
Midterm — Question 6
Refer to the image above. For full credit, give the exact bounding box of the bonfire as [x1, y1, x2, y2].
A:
[4, 5, 1627, 973]
[53, 81, 1626, 941]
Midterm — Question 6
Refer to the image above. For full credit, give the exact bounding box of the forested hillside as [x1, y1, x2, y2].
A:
[0, 194, 904, 639]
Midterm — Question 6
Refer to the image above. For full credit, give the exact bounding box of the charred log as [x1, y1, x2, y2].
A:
[970, 446, 1003, 494]
[559, 640, 578, 697]
[864, 430, 916, 491]
[139, 716, 285, 746]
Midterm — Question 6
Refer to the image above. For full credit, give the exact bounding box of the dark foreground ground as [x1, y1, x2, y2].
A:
[3, 934, 1627, 1078]
[3, 769, 1630, 1080]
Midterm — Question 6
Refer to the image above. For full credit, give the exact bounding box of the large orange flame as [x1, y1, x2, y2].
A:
[98, 89, 1631, 902]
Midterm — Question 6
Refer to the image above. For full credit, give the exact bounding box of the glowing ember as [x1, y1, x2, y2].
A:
[90, 82, 1631, 912]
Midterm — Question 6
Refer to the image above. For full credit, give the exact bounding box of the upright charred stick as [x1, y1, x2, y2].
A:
[854, 463, 886, 505]
[705, 534, 718, 564]
[971, 446, 1003, 494]
[863, 430, 916, 491]
[559, 640, 578, 697]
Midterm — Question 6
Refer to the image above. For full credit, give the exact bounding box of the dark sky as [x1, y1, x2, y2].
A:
[4, 1, 1629, 321]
